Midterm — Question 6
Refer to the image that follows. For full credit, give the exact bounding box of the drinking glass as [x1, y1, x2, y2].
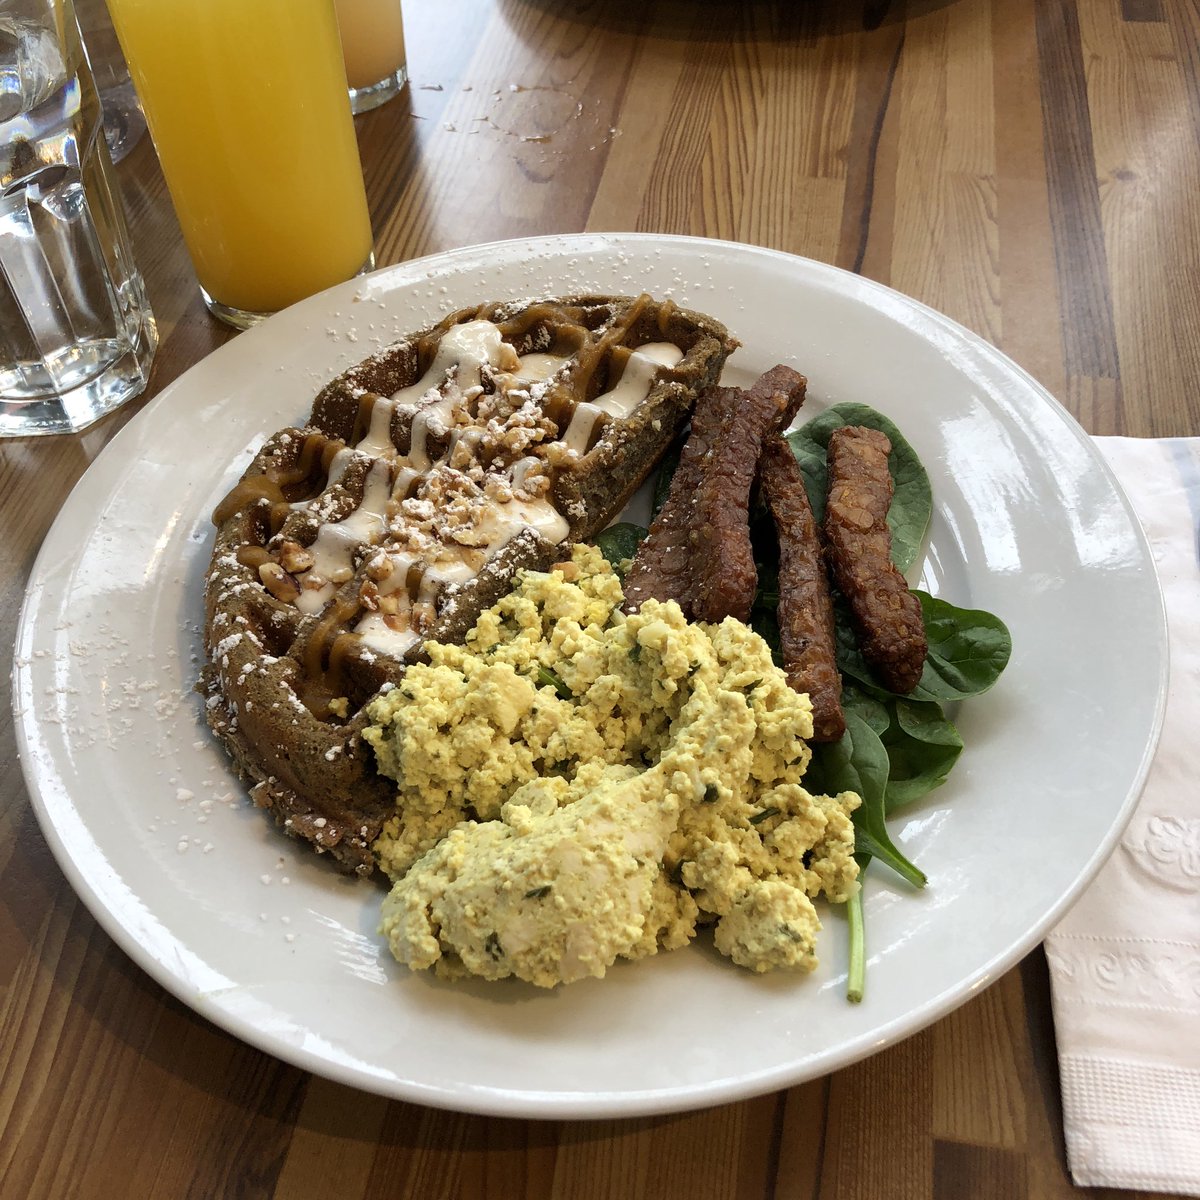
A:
[107, 0, 375, 329]
[74, 0, 146, 162]
[335, 0, 408, 115]
[0, 0, 157, 438]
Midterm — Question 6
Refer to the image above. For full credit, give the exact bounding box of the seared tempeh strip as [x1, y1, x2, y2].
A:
[688, 366, 807, 621]
[624, 364, 807, 620]
[620, 441, 707, 614]
[759, 436, 845, 742]
[823, 426, 927, 694]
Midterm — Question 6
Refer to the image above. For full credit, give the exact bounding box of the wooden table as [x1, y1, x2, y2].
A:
[2, 1, 1194, 1196]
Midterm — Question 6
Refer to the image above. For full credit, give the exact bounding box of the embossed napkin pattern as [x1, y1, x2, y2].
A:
[1046, 437, 1200, 1196]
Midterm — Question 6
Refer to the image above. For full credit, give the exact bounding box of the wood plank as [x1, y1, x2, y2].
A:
[586, 41, 689, 232]
[273, 1080, 389, 1199]
[819, 1031, 934, 1200]
[934, 1141, 1026, 1200]
[931, 971, 1028, 1149]
[653, 38, 740, 237]
[836, 18, 905, 277]
[1035, 0, 1122, 406]
[772, 1078, 831, 1200]
[889, 0, 1001, 344]
[1080, 0, 1200, 434]
[1122, 0, 1165, 22]
[991, 0, 1068, 402]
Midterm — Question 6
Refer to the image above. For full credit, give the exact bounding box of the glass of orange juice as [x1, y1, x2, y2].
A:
[335, 0, 408, 114]
[106, 0, 374, 329]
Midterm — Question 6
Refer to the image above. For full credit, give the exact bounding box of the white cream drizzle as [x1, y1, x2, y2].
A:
[354, 545, 483, 654]
[509, 352, 569, 385]
[355, 606, 419, 654]
[562, 402, 603, 455]
[593, 342, 683, 419]
[390, 321, 508, 407]
[508, 456, 540, 489]
[391, 464, 421, 500]
[355, 322, 510, 460]
[475, 495, 570, 548]
[282, 320, 682, 644]
[356, 395, 396, 457]
[295, 459, 392, 615]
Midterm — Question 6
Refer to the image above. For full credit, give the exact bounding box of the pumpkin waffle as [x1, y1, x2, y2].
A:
[199, 294, 737, 873]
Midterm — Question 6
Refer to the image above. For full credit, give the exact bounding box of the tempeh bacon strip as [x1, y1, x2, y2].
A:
[758, 436, 845, 742]
[823, 426, 927, 694]
[623, 364, 807, 621]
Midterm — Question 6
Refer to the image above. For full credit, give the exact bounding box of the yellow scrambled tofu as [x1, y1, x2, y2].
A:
[363, 545, 860, 988]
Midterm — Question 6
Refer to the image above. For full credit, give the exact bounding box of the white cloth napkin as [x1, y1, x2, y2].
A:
[1045, 436, 1200, 1196]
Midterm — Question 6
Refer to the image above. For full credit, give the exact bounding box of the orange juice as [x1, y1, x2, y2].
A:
[335, 0, 407, 91]
[107, 0, 373, 318]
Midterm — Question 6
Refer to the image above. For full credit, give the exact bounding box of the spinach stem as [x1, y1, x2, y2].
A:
[847, 889, 865, 1003]
[854, 828, 927, 889]
[537, 666, 573, 700]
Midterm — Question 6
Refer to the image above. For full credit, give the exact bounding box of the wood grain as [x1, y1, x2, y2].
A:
[2, 1, 1198, 1197]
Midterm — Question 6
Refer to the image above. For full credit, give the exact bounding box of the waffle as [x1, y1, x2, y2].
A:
[200, 295, 737, 874]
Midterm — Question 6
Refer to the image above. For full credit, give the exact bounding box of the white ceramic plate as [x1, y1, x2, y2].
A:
[13, 234, 1166, 1119]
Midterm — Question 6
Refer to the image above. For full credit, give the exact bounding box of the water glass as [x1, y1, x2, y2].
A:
[336, 0, 408, 114]
[0, 0, 157, 438]
[107, 0, 375, 330]
[75, 0, 146, 162]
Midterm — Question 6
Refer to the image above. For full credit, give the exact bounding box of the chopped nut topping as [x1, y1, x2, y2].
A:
[279, 540, 315, 574]
[365, 551, 392, 582]
[359, 579, 381, 611]
[259, 562, 300, 603]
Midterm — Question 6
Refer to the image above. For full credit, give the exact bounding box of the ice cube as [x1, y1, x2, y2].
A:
[0, 17, 67, 123]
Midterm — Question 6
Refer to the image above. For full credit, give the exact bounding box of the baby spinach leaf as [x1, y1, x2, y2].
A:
[853, 829, 925, 889]
[595, 522, 648, 577]
[909, 591, 1012, 702]
[786, 402, 932, 572]
[804, 711, 881, 802]
[832, 594, 879, 690]
[835, 589, 1011, 708]
[785, 430, 828, 524]
[807, 711, 926, 889]
[881, 698, 963, 811]
[840, 682, 891, 735]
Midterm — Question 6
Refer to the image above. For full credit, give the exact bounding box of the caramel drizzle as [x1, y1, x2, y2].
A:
[236, 545, 272, 569]
[405, 561, 426, 598]
[536, 294, 653, 438]
[403, 295, 656, 446]
[349, 391, 382, 447]
[217, 297, 678, 721]
[299, 594, 362, 718]
[212, 433, 347, 537]
[298, 560, 436, 717]
[213, 474, 290, 532]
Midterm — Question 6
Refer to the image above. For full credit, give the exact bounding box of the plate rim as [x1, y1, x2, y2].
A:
[11, 232, 1169, 1119]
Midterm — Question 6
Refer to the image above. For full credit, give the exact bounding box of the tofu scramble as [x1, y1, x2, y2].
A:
[363, 544, 860, 988]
